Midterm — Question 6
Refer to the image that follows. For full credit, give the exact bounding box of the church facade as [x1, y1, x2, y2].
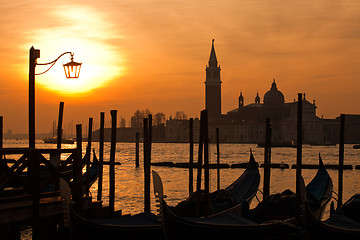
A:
[205, 40, 335, 144]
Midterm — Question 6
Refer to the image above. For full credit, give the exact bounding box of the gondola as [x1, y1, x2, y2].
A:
[67, 148, 100, 190]
[172, 150, 260, 217]
[68, 152, 260, 239]
[69, 209, 164, 240]
[68, 174, 163, 239]
[79, 148, 100, 188]
[58, 176, 164, 240]
[246, 154, 332, 223]
[152, 171, 303, 240]
[153, 154, 332, 240]
[307, 195, 360, 239]
[304, 154, 333, 219]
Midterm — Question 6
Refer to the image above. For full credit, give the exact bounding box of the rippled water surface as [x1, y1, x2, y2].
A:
[4, 139, 360, 220]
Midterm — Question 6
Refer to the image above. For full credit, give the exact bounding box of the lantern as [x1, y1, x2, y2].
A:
[63, 55, 82, 78]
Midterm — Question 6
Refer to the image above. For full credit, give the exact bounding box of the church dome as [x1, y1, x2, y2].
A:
[263, 79, 285, 105]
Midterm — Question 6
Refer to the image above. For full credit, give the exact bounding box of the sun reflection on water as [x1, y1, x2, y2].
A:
[4, 139, 360, 219]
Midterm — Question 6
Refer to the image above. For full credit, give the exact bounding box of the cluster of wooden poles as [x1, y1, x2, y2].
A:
[139, 92, 348, 218]
[19, 93, 347, 218]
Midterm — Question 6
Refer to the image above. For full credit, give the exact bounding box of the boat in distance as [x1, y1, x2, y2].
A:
[43, 136, 75, 144]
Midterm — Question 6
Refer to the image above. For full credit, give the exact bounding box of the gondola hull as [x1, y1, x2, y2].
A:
[173, 151, 260, 217]
[161, 199, 303, 240]
[70, 210, 164, 240]
[307, 211, 360, 240]
[248, 154, 333, 223]
[307, 194, 360, 240]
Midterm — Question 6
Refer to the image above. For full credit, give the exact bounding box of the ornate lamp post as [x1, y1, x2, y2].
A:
[28, 46, 82, 148]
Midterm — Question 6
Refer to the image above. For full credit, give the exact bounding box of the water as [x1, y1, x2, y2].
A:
[3, 139, 360, 220]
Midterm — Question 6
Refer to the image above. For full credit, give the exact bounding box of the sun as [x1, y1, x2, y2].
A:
[24, 5, 125, 95]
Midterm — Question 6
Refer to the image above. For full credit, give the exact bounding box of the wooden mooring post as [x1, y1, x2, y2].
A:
[143, 117, 151, 212]
[338, 114, 345, 208]
[50, 102, 64, 190]
[97, 112, 105, 202]
[296, 93, 303, 224]
[216, 127, 220, 191]
[196, 115, 204, 194]
[0, 116, 2, 162]
[30, 150, 40, 240]
[109, 110, 117, 214]
[149, 115, 152, 153]
[0, 116, 2, 178]
[56, 102, 64, 149]
[203, 110, 210, 217]
[263, 118, 272, 199]
[0, 116, 2, 147]
[86, 117, 93, 196]
[189, 118, 194, 195]
[135, 132, 140, 168]
[73, 124, 83, 213]
[195, 110, 205, 217]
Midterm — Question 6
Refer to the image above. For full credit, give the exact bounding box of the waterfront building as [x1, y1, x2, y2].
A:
[202, 40, 332, 144]
[205, 39, 222, 121]
[93, 40, 360, 145]
[165, 118, 200, 142]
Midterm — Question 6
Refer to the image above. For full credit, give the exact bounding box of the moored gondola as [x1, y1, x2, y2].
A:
[60, 177, 164, 240]
[307, 194, 360, 240]
[67, 151, 260, 239]
[69, 209, 163, 240]
[304, 154, 333, 220]
[153, 171, 303, 240]
[172, 150, 260, 217]
[246, 154, 333, 222]
[80, 148, 100, 187]
[153, 154, 333, 240]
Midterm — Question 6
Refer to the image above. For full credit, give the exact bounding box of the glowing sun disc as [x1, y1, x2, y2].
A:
[25, 5, 125, 96]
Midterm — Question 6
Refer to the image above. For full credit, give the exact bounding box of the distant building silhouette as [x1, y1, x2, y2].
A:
[225, 79, 320, 143]
[205, 39, 222, 121]
[92, 40, 360, 144]
[199, 40, 360, 144]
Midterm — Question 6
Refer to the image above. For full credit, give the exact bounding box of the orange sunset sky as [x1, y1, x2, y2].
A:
[1, 0, 360, 134]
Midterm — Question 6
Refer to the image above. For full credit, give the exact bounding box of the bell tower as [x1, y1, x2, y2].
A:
[205, 39, 222, 120]
[239, 92, 244, 108]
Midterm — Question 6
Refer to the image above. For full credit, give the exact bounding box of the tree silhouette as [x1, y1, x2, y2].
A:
[174, 111, 188, 120]
[153, 112, 166, 126]
[131, 108, 152, 128]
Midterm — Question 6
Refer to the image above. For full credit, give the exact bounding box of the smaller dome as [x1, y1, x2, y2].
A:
[263, 79, 285, 105]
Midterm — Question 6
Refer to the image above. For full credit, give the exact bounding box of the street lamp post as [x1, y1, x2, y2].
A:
[29, 47, 39, 148]
[28, 46, 81, 148]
